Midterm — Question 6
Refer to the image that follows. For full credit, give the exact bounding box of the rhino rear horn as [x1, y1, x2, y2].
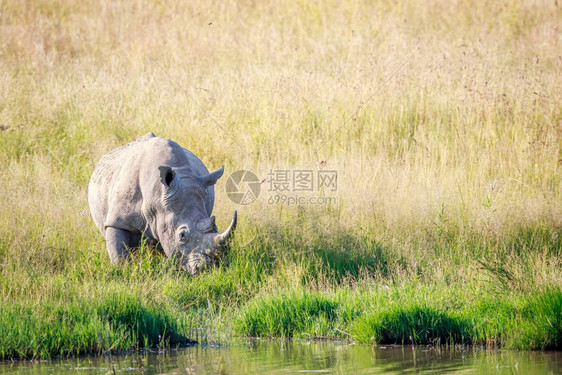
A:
[198, 167, 224, 187]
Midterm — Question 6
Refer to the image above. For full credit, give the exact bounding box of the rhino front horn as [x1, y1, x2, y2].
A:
[214, 211, 237, 246]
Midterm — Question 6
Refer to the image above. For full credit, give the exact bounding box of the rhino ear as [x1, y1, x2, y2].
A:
[158, 166, 176, 188]
[198, 166, 224, 187]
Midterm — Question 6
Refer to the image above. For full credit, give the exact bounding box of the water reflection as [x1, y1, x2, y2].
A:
[1, 341, 560, 374]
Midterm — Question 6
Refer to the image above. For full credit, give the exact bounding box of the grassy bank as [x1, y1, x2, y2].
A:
[0, 0, 561, 359]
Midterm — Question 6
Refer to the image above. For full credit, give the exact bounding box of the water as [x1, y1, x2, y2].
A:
[1, 342, 560, 374]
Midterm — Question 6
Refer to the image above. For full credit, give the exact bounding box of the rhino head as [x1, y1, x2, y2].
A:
[155, 165, 237, 274]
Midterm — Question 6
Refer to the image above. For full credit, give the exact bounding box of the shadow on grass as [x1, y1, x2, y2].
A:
[256, 221, 397, 283]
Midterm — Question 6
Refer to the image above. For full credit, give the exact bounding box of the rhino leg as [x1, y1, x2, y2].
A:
[105, 227, 137, 264]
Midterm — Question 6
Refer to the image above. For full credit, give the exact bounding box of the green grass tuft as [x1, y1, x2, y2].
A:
[0, 291, 189, 359]
[352, 305, 471, 346]
[236, 292, 338, 338]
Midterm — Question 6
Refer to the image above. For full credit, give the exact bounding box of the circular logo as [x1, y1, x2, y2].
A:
[225, 170, 261, 205]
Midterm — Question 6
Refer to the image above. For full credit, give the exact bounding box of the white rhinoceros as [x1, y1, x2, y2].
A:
[88, 132, 237, 274]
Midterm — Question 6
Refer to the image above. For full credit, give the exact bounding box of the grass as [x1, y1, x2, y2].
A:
[0, 0, 561, 359]
[236, 286, 562, 350]
[0, 291, 188, 359]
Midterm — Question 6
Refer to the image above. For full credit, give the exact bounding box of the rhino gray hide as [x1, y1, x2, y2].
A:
[88, 132, 237, 274]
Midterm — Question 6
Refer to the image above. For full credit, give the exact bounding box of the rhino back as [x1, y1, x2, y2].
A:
[88, 132, 156, 236]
